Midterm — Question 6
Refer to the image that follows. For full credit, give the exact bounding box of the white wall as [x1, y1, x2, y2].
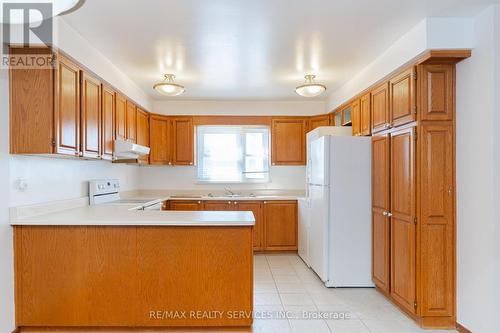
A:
[153, 100, 326, 116]
[326, 17, 475, 111]
[138, 166, 305, 191]
[455, 5, 499, 333]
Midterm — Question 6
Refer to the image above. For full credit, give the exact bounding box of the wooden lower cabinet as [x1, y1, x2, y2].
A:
[263, 201, 298, 251]
[165, 200, 296, 252]
[236, 201, 264, 251]
[14, 225, 253, 328]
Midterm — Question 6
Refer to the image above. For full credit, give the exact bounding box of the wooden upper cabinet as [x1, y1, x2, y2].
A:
[80, 72, 102, 159]
[264, 201, 298, 251]
[271, 117, 308, 165]
[115, 94, 127, 141]
[126, 101, 137, 143]
[149, 115, 172, 165]
[351, 100, 361, 136]
[419, 123, 454, 317]
[171, 117, 194, 165]
[56, 55, 81, 156]
[9, 47, 54, 154]
[371, 134, 391, 293]
[418, 64, 454, 121]
[390, 67, 416, 127]
[136, 108, 150, 164]
[101, 86, 115, 161]
[309, 115, 329, 131]
[333, 111, 342, 127]
[390, 127, 416, 314]
[360, 92, 371, 136]
[329, 113, 335, 127]
[371, 82, 390, 133]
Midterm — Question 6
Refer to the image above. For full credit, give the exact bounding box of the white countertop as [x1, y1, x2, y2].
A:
[11, 204, 255, 226]
[10, 189, 304, 227]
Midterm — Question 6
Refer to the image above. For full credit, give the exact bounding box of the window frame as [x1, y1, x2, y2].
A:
[196, 125, 271, 184]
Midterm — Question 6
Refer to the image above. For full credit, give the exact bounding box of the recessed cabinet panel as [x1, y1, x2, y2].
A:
[136, 108, 150, 164]
[390, 67, 416, 127]
[81, 72, 102, 159]
[56, 55, 81, 156]
[419, 64, 454, 121]
[360, 93, 371, 136]
[420, 123, 454, 317]
[102, 86, 115, 160]
[264, 201, 298, 251]
[371, 134, 391, 293]
[149, 115, 172, 165]
[238, 201, 264, 251]
[271, 118, 307, 165]
[371, 82, 390, 133]
[390, 127, 416, 314]
[172, 117, 194, 165]
[126, 101, 137, 143]
[352, 100, 361, 136]
[115, 94, 127, 141]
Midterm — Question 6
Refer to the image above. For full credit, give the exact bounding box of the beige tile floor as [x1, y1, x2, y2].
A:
[24, 254, 459, 333]
[252, 253, 458, 333]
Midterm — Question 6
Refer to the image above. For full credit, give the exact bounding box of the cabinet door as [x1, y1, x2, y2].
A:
[333, 112, 342, 127]
[149, 115, 172, 165]
[419, 123, 454, 317]
[360, 92, 371, 136]
[271, 118, 307, 165]
[56, 55, 80, 156]
[136, 108, 150, 164]
[80, 72, 102, 159]
[237, 201, 264, 251]
[168, 200, 202, 211]
[372, 134, 391, 293]
[171, 117, 194, 165]
[309, 115, 329, 131]
[390, 127, 416, 314]
[203, 201, 233, 211]
[371, 82, 390, 133]
[263, 201, 297, 251]
[351, 100, 361, 136]
[418, 64, 454, 121]
[115, 94, 127, 141]
[101, 86, 115, 160]
[390, 67, 416, 127]
[126, 100, 137, 143]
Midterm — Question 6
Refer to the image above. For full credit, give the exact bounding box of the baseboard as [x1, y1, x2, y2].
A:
[456, 322, 473, 333]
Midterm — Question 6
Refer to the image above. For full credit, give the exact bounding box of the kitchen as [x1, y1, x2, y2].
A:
[1, 1, 500, 333]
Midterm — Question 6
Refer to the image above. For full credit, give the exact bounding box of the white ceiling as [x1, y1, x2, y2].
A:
[62, 0, 495, 101]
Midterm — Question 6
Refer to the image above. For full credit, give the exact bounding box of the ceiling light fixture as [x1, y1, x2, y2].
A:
[295, 74, 327, 98]
[153, 74, 186, 97]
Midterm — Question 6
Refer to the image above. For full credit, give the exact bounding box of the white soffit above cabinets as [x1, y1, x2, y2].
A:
[61, 0, 495, 101]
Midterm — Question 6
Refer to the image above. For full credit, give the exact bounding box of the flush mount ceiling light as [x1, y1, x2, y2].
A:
[153, 74, 186, 97]
[295, 74, 327, 98]
[0, 0, 85, 24]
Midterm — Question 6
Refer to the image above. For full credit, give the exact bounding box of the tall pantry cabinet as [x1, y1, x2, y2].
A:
[371, 53, 467, 329]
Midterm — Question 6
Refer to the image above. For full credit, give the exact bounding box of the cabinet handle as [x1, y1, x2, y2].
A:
[382, 211, 388, 216]
[263, 201, 267, 204]
[387, 212, 393, 217]
[189, 162, 193, 165]
[228, 201, 232, 204]
[197, 201, 201, 204]
[233, 201, 238, 205]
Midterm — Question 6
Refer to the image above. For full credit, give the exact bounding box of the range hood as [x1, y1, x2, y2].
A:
[113, 140, 150, 162]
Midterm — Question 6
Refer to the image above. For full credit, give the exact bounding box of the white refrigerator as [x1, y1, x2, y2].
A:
[305, 127, 373, 287]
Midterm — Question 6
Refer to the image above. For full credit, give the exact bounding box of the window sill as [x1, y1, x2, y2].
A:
[195, 179, 271, 185]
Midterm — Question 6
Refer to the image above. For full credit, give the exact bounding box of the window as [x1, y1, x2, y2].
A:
[197, 126, 270, 183]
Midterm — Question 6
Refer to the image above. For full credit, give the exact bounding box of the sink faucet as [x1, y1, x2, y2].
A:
[224, 187, 235, 196]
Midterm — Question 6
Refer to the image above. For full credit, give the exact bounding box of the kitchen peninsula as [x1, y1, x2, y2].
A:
[11, 203, 255, 329]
